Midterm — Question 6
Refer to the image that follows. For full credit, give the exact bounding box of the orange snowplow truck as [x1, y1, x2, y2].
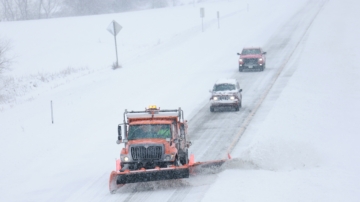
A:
[109, 105, 192, 192]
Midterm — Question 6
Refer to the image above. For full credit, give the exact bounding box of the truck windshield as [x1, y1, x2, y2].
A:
[214, 84, 235, 91]
[242, 49, 261, 55]
[128, 124, 171, 140]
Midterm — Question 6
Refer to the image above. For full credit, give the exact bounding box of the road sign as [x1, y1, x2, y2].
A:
[200, 8, 205, 18]
[107, 20, 122, 36]
[200, 8, 205, 32]
[107, 20, 122, 68]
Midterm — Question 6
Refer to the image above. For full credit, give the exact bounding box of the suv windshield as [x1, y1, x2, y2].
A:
[128, 124, 171, 140]
[213, 84, 235, 91]
[242, 49, 261, 55]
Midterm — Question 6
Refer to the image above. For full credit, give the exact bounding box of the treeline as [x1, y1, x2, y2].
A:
[0, 0, 181, 21]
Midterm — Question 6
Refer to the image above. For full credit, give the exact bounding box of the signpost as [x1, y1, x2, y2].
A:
[51, 100, 54, 124]
[200, 8, 204, 32]
[107, 20, 122, 68]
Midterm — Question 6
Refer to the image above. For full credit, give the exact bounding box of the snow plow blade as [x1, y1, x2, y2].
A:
[109, 154, 231, 193]
[119, 167, 189, 184]
[189, 159, 228, 174]
[109, 166, 190, 193]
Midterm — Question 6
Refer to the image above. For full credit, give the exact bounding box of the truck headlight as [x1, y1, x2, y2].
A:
[230, 96, 235, 100]
[258, 58, 263, 61]
[239, 59, 243, 62]
[121, 154, 130, 162]
[164, 154, 175, 161]
[213, 96, 218, 100]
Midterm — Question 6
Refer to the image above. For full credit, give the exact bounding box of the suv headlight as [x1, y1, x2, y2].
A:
[239, 59, 243, 62]
[258, 58, 263, 62]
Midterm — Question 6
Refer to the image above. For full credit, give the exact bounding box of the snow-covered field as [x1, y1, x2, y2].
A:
[0, 0, 360, 201]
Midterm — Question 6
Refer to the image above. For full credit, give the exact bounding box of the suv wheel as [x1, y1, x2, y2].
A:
[235, 105, 239, 111]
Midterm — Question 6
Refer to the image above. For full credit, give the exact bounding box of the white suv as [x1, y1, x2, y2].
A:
[209, 79, 242, 112]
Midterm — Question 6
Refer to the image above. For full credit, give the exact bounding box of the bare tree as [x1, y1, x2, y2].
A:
[0, 0, 16, 20]
[0, 39, 11, 75]
[41, 0, 60, 18]
[63, 0, 117, 15]
[37, 0, 42, 18]
[14, 0, 30, 20]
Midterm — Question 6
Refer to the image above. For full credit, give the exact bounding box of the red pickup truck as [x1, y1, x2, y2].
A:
[237, 47, 267, 72]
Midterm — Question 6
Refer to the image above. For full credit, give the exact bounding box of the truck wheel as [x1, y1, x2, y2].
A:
[235, 106, 239, 111]
[180, 151, 188, 165]
[174, 157, 182, 166]
[210, 107, 214, 112]
[239, 67, 243, 72]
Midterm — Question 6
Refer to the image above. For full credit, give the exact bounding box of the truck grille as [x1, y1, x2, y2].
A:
[219, 95, 229, 100]
[130, 145, 163, 160]
[243, 58, 258, 64]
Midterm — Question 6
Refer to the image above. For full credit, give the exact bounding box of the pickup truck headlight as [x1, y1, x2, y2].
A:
[258, 58, 263, 61]
[213, 96, 218, 100]
[230, 96, 235, 100]
[239, 59, 243, 62]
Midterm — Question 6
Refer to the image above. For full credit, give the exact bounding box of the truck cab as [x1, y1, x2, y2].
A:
[116, 106, 191, 171]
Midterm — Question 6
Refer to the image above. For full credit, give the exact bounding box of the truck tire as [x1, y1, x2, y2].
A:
[235, 105, 239, 111]
[180, 151, 188, 165]
[210, 107, 215, 112]
[239, 66, 243, 72]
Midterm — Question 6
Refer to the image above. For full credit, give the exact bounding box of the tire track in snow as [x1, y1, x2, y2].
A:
[226, 0, 327, 154]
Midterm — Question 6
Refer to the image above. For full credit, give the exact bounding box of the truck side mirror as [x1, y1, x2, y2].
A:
[237, 53, 241, 55]
[180, 124, 185, 140]
[263, 52, 267, 54]
[117, 125, 122, 141]
[239, 89, 242, 92]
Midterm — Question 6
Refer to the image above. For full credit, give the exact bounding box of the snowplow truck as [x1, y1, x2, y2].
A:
[109, 105, 192, 192]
